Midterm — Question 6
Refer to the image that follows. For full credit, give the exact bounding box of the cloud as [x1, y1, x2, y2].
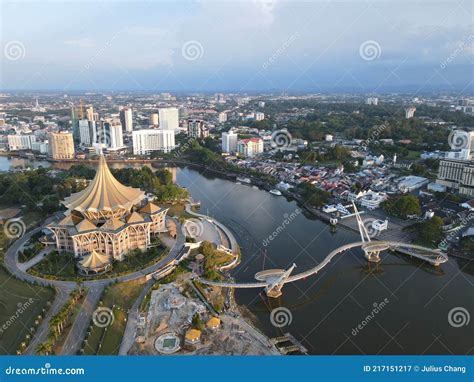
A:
[63, 38, 96, 48]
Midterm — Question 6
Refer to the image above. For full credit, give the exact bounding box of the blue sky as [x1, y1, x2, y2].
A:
[1, 0, 473, 93]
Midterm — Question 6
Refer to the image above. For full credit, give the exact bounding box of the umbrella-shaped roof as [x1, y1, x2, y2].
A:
[63, 155, 145, 214]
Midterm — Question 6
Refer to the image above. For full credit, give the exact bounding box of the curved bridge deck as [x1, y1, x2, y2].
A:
[198, 240, 448, 289]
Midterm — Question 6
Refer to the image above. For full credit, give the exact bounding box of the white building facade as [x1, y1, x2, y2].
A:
[222, 130, 238, 153]
[132, 129, 175, 155]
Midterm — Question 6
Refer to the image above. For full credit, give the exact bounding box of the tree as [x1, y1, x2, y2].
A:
[382, 195, 421, 218]
[405, 216, 444, 247]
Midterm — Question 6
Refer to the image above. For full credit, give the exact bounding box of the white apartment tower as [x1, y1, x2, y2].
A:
[222, 130, 238, 153]
[132, 129, 175, 155]
[159, 107, 179, 130]
[120, 107, 133, 133]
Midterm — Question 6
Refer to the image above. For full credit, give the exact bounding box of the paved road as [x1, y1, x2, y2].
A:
[4, 216, 185, 354]
[61, 284, 105, 355]
[118, 278, 156, 355]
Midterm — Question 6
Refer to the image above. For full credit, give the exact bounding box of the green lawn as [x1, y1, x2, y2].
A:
[0, 266, 55, 354]
[84, 278, 147, 355]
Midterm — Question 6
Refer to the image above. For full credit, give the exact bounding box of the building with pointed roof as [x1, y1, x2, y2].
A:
[47, 155, 169, 270]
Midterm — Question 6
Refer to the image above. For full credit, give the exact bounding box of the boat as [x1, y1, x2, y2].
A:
[269, 189, 282, 196]
[236, 177, 251, 184]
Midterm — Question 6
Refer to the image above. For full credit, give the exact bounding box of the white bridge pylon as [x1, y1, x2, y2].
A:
[352, 202, 389, 263]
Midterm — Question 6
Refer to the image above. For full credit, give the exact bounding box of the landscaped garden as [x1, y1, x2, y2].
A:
[28, 243, 168, 281]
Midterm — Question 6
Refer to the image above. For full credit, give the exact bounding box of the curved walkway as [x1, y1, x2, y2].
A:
[185, 204, 239, 253]
[198, 240, 448, 288]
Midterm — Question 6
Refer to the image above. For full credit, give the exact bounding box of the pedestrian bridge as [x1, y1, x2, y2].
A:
[197, 240, 447, 297]
[197, 204, 448, 297]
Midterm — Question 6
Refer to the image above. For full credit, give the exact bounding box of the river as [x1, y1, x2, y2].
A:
[2, 158, 473, 355]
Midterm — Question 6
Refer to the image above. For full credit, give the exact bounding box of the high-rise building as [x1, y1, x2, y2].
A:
[149, 113, 159, 126]
[100, 119, 123, 150]
[120, 107, 133, 133]
[405, 107, 416, 119]
[238, 137, 263, 157]
[86, 106, 97, 121]
[436, 159, 474, 197]
[187, 119, 209, 139]
[7, 134, 36, 151]
[132, 129, 175, 155]
[49, 131, 75, 160]
[158, 107, 179, 130]
[222, 130, 238, 153]
[254, 112, 265, 121]
[366, 97, 378, 105]
[78, 119, 97, 147]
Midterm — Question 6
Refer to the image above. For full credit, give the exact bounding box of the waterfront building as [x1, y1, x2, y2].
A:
[222, 130, 238, 153]
[187, 119, 209, 139]
[78, 119, 97, 147]
[436, 159, 474, 197]
[31, 141, 49, 154]
[99, 119, 124, 150]
[238, 137, 264, 157]
[120, 107, 133, 133]
[159, 107, 179, 130]
[49, 131, 75, 160]
[46, 155, 169, 267]
[132, 129, 175, 155]
[7, 134, 36, 151]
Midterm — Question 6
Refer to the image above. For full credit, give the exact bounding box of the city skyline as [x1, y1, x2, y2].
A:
[1, 0, 473, 92]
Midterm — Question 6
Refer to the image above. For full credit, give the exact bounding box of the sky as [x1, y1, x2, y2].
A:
[0, 0, 473, 93]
